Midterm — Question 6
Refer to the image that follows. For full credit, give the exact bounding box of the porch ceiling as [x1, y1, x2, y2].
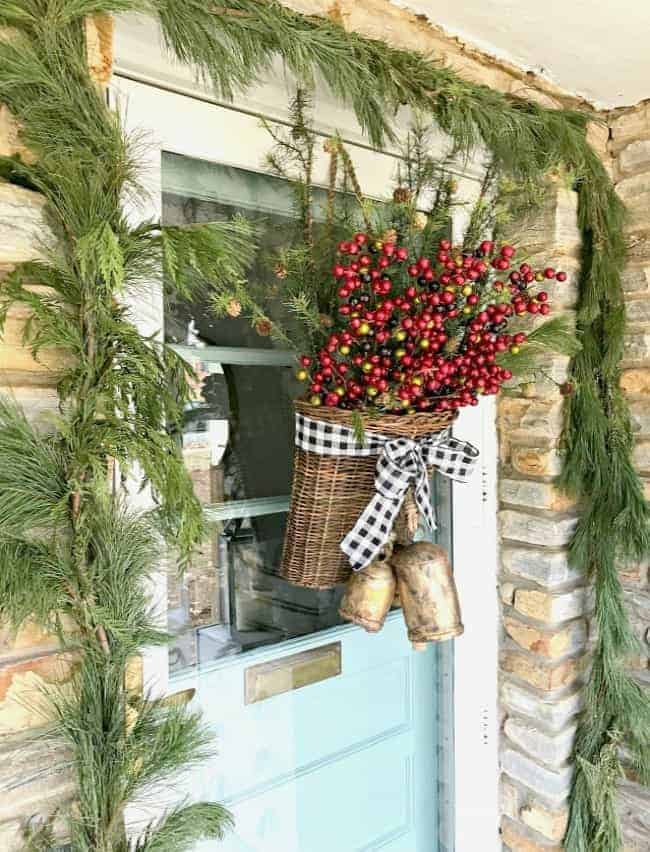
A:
[393, 0, 650, 108]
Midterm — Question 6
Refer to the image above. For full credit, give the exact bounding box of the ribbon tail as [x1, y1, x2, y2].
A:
[340, 493, 403, 572]
[413, 476, 436, 532]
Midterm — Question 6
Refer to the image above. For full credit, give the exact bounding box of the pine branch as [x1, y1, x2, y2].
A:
[1, 4, 646, 852]
[132, 802, 234, 852]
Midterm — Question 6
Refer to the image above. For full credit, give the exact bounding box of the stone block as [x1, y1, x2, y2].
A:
[85, 14, 114, 86]
[0, 184, 51, 264]
[501, 749, 573, 804]
[632, 440, 650, 473]
[616, 172, 650, 231]
[510, 447, 564, 478]
[619, 559, 648, 587]
[501, 583, 517, 605]
[504, 717, 576, 768]
[498, 398, 564, 448]
[520, 802, 569, 842]
[501, 682, 583, 732]
[513, 588, 589, 623]
[586, 121, 610, 159]
[501, 547, 583, 588]
[499, 479, 575, 513]
[625, 297, 650, 328]
[501, 817, 562, 851]
[621, 368, 650, 397]
[629, 399, 650, 437]
[501, 651, 583, 692]
[626, 232, 650, 264]
[509, 188, 580, 257]
[0, 618, 72, 662]
[623, 331, 650, 367]
[0, 736, 73, 823]
[504, 616, 587, 659]
[0, 386, 59, 429]
[0, 312, 68, 380]
[0, 652, 75, 734]
[0, 105, 32, 162]
[622, 265, 650, 294]
[500, 777, 520, 819]
[617, 780, 650, 852]
[610, 104, 650, 148]
[500, 511, 578, 548]
[504, 357, 571, 401]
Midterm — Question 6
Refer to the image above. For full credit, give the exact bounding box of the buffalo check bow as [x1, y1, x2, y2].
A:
[295, 412, 480, 572]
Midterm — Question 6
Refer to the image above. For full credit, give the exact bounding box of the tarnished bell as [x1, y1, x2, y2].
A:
[339, 548, 396, 633]
[391, 542, 463, 649]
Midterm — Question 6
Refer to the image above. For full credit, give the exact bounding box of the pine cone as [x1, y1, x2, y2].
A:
[274, 262, 288, 279]
[393, 187, 412, 204]
[381, 228, 398, 244]
[255, 318, 272, 337]
[319, 313, 334, 328]
[323, 138, 338, 154]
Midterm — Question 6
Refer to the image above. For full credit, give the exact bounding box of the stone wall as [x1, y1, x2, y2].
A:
[496, 184, 586, 852]
[0, 3, 648, 850]
[608, 103, 650, 850]
[0, 17, 112, 849]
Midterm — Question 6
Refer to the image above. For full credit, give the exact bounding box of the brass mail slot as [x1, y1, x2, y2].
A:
[244, 642, 342, 704]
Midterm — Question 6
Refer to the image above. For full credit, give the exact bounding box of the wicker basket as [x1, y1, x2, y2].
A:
[280, 401, 456, 589]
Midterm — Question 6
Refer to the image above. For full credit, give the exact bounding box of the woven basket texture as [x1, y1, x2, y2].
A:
[280, 401, 456, 589]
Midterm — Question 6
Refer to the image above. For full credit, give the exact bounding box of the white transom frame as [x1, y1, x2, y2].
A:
[111, 14, 500, 849]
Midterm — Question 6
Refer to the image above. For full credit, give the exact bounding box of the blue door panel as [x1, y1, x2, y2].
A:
[173, 614, 439, 851]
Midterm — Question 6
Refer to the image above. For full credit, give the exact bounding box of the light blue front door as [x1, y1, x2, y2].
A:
[172, 614, 442, 852]
[159, 150, 453, 852]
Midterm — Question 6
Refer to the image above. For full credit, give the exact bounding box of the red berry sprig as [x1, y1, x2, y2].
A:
[296, 233, 566, 414]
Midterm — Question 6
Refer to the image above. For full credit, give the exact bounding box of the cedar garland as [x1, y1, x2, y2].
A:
[0, 2, 647, 851]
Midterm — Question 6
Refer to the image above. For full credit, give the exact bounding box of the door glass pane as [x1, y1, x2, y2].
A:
[162, 153, 453, 674]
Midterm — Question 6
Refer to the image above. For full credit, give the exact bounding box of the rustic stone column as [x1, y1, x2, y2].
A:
[609, 104, 650, 851]
[497, 182, 588, 851]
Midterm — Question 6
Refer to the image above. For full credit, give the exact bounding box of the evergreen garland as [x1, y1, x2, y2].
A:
[0, 2, 646, 851]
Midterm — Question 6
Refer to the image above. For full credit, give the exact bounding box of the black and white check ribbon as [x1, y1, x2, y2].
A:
[295, 412, 479, 572]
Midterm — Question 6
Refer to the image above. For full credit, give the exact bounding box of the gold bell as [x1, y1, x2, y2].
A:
[339, 549, 396, 633]
[391, 542, 463, 650]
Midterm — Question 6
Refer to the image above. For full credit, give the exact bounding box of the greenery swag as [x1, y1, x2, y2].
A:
[0, 2, 647, 851]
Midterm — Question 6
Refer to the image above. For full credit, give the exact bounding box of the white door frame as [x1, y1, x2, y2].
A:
[111, 15, 500, 849]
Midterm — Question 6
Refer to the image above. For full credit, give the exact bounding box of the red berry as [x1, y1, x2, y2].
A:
[439, 239, 451, 251]
[556, 271, 567, 282]
[500, 245, 515, 258]
[396, 247, 409, 261]
[354, 232, 367, 245]
[544, 267, 556, 279]
[383, 243, 396, 257]
[408, 264, 419, 277]
[539, 303, 550, 315]
[480, 240, 494, 255]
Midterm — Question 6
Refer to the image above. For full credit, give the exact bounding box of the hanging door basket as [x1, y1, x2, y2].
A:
[280, 401, 456, 589]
